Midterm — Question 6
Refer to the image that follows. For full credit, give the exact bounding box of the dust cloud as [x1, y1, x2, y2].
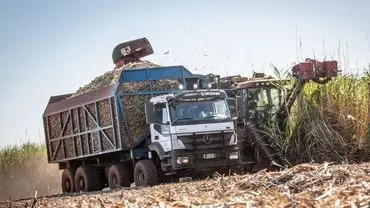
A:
[0, 159, 61, 201]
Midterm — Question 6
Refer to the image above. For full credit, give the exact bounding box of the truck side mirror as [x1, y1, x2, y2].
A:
[236, 96, 245, 117]
[145, 101, 154, 124]
[227, 98, 237, 120]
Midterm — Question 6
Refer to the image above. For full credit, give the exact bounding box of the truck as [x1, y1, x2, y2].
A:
[211, 58, 339, 171]
[42, 39, 241, 193]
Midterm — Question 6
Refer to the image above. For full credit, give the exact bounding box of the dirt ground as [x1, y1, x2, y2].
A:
[1, 162, 370, 208]
[0, 159, 61, 201]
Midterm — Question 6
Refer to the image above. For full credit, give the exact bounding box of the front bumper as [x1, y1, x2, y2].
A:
[162, 147, 242, 172]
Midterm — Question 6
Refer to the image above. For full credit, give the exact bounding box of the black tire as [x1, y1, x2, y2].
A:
[108, 163, 131, 190]
[230, 166, 244, 175]
[134, 160, 159, 186]
[74, 166, 102, 192]
[61, 168, 75, 193]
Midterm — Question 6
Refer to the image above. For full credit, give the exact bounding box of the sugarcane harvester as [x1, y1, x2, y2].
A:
[212, 59, 339, 171]
[42, 38, 241, 193]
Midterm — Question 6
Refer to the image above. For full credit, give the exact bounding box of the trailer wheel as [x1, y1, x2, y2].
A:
[134, 160, 159, 186]
[61, 168, 76, 193]
[108, 164, 131, 190]
[74, 166, 101, 192]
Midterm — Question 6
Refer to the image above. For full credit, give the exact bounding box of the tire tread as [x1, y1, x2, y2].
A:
[134, 160, 159, 186]
[108, 163, 131, 189]
[74, 166, 101, 192]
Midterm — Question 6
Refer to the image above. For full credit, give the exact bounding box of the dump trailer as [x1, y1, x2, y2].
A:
[43, 65, 241, 193]
[211, 59, 339, 171]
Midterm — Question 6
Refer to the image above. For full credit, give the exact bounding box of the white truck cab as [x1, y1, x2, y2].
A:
[145, 89, 241, 175]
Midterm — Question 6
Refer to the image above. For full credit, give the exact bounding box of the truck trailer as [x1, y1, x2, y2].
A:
[43, 65, 241, 193]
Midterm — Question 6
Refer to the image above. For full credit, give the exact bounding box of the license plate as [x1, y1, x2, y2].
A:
[203, 153, 216, 159]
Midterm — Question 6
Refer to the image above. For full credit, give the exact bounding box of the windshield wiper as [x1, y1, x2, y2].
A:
[172, 117, 194, 123]
[204, 115, 226, 119]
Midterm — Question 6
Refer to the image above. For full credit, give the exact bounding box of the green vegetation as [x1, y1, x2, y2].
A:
[0, 142, 46, 172]
[277, 74, 370, 164]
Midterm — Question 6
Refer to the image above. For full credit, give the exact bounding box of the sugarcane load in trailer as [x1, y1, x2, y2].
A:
[42, 39, 241, 193]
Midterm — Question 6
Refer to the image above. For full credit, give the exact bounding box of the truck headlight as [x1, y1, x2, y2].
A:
[229, 133, 238, 145]
[229, 152, 239, 160]
[176, 156, 190, 165]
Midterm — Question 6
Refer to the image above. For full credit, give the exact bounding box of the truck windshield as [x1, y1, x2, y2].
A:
[170, 99, 231, 124]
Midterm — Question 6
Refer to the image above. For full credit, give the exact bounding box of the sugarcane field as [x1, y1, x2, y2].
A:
[1, 1, 370, 208]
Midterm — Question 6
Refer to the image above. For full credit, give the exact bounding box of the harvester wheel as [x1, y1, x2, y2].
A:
[108, 163, 131, 190]
[74, 166, 102, 192]
[134, 160, 159, 186]
[61, 168, 76, 193]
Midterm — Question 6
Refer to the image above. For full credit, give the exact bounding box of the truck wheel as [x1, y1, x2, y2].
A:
[134, 160, 159, 186]
[61, 168, 75, 193]
[230, 166, 244, 175]
[74, 166, 101, 192]
[108, 164, 131, 190]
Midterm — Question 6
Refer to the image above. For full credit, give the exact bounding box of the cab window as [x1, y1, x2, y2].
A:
[154, 103, 169, 124]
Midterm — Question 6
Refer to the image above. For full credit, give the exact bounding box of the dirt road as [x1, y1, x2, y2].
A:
[1, 163, 369, 208]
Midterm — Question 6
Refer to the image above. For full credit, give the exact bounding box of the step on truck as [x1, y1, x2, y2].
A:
[42, 65, 241, 193]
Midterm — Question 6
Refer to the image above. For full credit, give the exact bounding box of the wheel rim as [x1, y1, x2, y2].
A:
[78, 176, 85, 190]
[110, 173, 119, 189]
[136, 169, 145, 185]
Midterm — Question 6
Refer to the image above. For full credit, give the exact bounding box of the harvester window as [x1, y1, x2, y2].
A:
[256, 90, 268, 107]
[244, 87, 283, 124]
[246, 88, 281, 112]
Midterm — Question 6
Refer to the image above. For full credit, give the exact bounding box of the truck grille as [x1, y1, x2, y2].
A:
[178, 132, 233, 150]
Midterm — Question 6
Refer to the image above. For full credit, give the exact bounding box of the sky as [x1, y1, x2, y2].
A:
[0, 0, 369, 146]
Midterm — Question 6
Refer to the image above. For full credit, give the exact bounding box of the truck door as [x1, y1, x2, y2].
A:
[150, 103, 172, 152]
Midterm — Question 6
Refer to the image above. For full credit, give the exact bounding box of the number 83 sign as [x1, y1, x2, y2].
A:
[120, 46, 131, 56]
